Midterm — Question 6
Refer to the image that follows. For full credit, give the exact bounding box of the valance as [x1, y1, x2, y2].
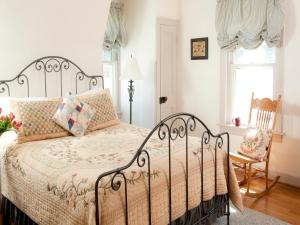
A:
[103, 2, 127, 50]
[215, 0, 285, 50]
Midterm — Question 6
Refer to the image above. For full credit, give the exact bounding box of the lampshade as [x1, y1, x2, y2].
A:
[120, 56, 143, 81]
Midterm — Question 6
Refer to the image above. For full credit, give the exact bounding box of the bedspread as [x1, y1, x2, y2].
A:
[0, 123, 243, 225]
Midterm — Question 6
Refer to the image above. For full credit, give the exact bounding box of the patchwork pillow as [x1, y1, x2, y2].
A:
[9, 97, 69, 143]
[53, 95, 95, 136]
[76, 88, 120, 131]
[238, 128, 272, 161]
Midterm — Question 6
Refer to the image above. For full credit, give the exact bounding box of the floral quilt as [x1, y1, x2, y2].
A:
[0, 123, 243, 225]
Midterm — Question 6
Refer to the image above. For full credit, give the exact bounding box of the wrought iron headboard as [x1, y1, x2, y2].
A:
[0, 56, 104, 97]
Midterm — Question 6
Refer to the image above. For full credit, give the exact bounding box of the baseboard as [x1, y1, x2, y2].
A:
[269, 170, 300, 188]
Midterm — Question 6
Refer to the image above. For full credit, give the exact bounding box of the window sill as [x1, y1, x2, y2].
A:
[219, 124, 284, 143]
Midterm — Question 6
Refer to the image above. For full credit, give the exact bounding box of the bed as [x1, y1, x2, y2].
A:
[0, 56, 243, 225]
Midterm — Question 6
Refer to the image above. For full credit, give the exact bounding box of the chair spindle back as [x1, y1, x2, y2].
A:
[248, 93, 281, 130]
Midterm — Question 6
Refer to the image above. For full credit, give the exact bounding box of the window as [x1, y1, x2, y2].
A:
[226, 42, 277, 126]
[102, 49, 119, 110]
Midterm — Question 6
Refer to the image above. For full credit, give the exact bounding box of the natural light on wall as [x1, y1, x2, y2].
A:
[102, 49, 118, 108]
[228, 42, 276, 125]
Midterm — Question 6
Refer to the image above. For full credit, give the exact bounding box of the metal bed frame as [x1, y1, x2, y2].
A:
[0, 56, 104, 97]
[0, 56, 230, 225]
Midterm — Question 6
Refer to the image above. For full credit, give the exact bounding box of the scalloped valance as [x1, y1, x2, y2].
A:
[216, 0, 285, 50]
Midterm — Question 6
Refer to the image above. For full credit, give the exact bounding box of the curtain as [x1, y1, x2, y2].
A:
[216, 0, 285, 50]
[103, 2, 127, 50]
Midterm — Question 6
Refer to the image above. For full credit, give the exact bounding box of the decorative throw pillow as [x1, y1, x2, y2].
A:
[76, 88, 120, 131]
[53, 95, 96, 136]
[9, 97, 69, 143]
[238, 128, 272, 161]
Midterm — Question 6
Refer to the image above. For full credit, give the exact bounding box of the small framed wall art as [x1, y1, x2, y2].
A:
[191, 37, 208, 60]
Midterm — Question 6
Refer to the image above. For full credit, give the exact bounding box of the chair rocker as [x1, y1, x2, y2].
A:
[230, 93, 281, 198]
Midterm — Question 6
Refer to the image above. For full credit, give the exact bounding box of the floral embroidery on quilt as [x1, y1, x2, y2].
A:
[4, 149, 26, 176]
[47, 170, 161, 208]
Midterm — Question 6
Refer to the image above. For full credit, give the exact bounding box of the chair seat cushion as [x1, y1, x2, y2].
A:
[238, 128, 272, 161]
[229, 152, 259, 164]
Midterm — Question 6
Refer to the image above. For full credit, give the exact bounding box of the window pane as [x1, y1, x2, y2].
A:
[103, 63, 113, 93]
[102, 50, 112, 61]
[233, 42, 276, 64]
[232, 67, 274, 125]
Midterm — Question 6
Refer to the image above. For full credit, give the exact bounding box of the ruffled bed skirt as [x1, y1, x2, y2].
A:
[1, 197, 38, 225]
[1, 194, 228, 225]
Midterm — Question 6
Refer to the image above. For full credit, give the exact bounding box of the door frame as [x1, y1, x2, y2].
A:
[155, 17, 178, 123]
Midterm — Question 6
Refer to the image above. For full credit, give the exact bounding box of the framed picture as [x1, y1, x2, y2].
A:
[191, 38, 208, 60]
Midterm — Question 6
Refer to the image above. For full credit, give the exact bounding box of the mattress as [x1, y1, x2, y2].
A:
[0, 123, 243, 225]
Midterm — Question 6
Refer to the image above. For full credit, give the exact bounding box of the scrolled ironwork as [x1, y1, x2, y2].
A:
[89, 77, 98, 89]
[0, 82, 10, 95]
[17, 74, 26, 85]
[187, 115, 196, 132]
[45, 58, 61, 73]
[76, 71, 85, 81]
[61, 59, 70, 71]
[0, 56, 104, 97]
[94, 113, 230, 225]
[35, 60, 45, 71]
[137, 150, 147, 168]
[158, 123, 170, 141]
[202, 130, 211, 146]
[170, 117, 188, 140]
[215, 136, 224, 150]
[111, 172, 125, 192]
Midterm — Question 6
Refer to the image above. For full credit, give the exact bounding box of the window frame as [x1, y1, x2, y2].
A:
[102, 48, 121, 113]
[220, 46, 282, 136]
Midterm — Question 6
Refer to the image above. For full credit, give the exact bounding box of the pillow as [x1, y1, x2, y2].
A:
[53, 95, 95, 136]
[76, 88, 119, 131]
[238, 128, 272, 161]
[9, 97, 69, 143]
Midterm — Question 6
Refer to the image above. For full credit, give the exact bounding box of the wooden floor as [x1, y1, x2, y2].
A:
[241, 178, 300, 225]
[1, 179, 300, 225]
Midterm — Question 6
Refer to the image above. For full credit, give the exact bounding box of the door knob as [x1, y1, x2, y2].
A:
[159, 96, 168, 104]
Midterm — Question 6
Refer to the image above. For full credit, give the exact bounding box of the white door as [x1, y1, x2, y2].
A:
[156, 18, 178, 122]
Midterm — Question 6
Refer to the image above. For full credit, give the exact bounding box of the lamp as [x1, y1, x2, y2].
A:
[120, 55, 142, 124]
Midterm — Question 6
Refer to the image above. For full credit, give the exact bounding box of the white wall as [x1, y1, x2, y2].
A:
[120, 0, 179, 128]
[0, 0, 111, 81]
[177, 0, 221, 132]
[265, 0, 300, 186]
[177, 0, 300, 187]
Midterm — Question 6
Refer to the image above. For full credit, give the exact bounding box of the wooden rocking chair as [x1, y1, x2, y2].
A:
[230, 93, 281, 198]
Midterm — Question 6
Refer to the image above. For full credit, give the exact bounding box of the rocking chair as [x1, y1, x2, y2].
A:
[230, 93, 281, 198]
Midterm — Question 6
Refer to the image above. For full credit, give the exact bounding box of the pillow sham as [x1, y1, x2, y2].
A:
[76, 88, 119, 131]
[238, 128, 272, 161]
[53, 95, 96, 136]
[9, 97, 69, 143]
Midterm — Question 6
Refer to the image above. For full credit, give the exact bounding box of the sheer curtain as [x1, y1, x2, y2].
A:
[103, 2, 127, 50]
[216, 0, 285, 50]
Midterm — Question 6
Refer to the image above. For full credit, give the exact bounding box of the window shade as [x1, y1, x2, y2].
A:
[103, 2, 127, 50]
[215, 0, 285, 50]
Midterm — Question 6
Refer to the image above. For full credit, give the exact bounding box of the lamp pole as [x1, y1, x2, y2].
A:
[128, 79, 134, 124]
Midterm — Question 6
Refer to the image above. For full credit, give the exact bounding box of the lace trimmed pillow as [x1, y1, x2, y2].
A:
[238, 128, 272, 161]
[53, 95, 96, 136]
[9, 97, 69, 143]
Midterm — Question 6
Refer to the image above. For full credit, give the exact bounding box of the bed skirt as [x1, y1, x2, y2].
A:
[1, 195, 228, 225]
